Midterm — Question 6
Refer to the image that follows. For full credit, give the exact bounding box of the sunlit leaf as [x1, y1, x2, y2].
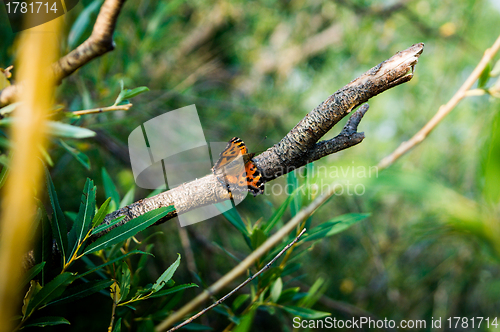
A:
[152, 254, 181, 292]
[46, 121, 96, 138]
[102, 168, 120, 210]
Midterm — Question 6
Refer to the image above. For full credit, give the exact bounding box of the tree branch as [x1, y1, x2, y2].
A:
[89, 43, 424, 242]
[0, 0, 127, 106]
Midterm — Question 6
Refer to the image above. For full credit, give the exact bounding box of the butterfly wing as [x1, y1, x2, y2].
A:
[212, 137, 247, 171]
[212, 137, 264, 196]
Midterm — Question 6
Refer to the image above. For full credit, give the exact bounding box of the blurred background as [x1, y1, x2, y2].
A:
[1, 0, 500, 330]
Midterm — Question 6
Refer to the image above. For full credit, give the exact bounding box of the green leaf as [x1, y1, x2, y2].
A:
[20, 262, 46, 290]
[67, 0, 103, 49]
[102, 168, 120, 210]
[25, 272, 74, 317]
[112, 318, 122, 332]
[250, 228, 267, 250]
[46, 121, 96, 138]
[301, 213, 370, 242]
[287, 170, 301, 217]
[44, 167, 68, 265]
[232, 294, 250, 311]
[263, 189, 297, 234]
[114, 86, 150, 105]
[478, 62, 491, 88]
[91, 215, 125, 235]
[152, 254, 181, 292]
[34, 202, 52, 285]
[46, 279, 114, 306]
[22, 316, 70, 328]
[233, 307, 256, 332]
[59, 139, 91, 170]
[119, 262, 131, 302]
[277, 287, 300, 304]
[119, 186, 135, 208]
[270, 277, 283, 303]
[68, 179, 96, 260]
[215, 202, 249, 237]
[78, 250, 152, 279]
[91, 197, 112, 229]
[281, 305, 330, 319]
[148, 283, 198, 299]
[83, 206, 174, 254]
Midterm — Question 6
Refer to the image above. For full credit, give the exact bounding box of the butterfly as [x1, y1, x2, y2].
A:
[211, 137, 264, 196]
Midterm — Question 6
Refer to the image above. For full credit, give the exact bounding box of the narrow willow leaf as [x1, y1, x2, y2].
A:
[112, 318, 122, 332]
[119, 186, 135, 208]
[152, 254, 180, 292]
[22, 316, 70, 328]
[25, 273, 74, 317]
[119, 262, 131, 302]
[270, 278, 283, 303]
[102, 168, 120, 209]
[44, 167, 68, 265]
[114, 86, 149, 105]
[91, 215, 125, 235]
[91, 197, 112, 229]
[34, 202, 52, 285]
[68, 179, 96, 260]
[287, 170, 301, 217]
[83, 206, 174, 255]
[232, 308, 256, 332]
[46, 121, 96, 138]
[232, 294, 250, 311]
[301, 213, 370, 242]
[67, 0, 103, 49]
[264, 188, 298, 234]
[20, 262, 46, 290]
[148, 283, 198, 299]
[77, 250, 153, 279]
[59, 139, 90, 170]
[281, 305, 330, 319]
[46, 279, 114, 306]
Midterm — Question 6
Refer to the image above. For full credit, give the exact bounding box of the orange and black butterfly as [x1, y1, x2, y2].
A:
[211, 137, 264, 196]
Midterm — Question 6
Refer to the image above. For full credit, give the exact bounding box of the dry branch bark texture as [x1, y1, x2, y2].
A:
[90, 43, 424, 241]
[0, 0, 127, 106]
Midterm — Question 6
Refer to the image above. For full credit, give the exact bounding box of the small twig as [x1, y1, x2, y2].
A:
[72, 103, 132, 116]
[166, 228, 307, 332]
[378, 34, 500, 169]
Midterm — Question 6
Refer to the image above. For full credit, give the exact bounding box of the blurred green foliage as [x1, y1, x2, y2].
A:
[1, 0, 500, 330]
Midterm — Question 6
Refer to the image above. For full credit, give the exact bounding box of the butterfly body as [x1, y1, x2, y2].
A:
[212, 137, 264, 196]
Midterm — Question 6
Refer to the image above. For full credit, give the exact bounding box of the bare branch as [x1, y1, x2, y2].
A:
[53, 0, 126, 82]
[89, 43, 424, 242]
[378, 36, 500, 169]
[0, 0, 127, 106]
